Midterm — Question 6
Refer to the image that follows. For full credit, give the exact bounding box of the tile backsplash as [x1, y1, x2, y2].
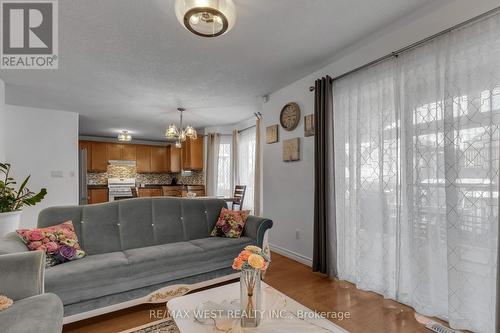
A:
[87, 165, 204, 186]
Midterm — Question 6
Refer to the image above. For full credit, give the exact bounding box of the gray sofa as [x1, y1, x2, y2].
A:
[0, 251, 63, 333]
[0, 197, 272, 320]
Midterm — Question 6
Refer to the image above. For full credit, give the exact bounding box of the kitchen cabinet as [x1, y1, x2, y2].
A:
[88, 188, 108, 204]
[79, 141, 92, 172]
[150, 188, 162, 197]
[168, 146, 181, 173]
[184, 185, 205, 197]
[161, 186, 183, 197]
[91, 142, 108, 172]
[122, 145, 136, 160]
[182, 138, 204, 171]
[107, 143, 136, 161]
[79, 140, 201, 174]
[151, 146, 169, 173]
[138, 188, 162, 197]
[107, 143, 123, 161]
[136, 145, 151, 173]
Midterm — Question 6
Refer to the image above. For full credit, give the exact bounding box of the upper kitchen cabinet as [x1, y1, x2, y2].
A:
[151, 146, 169, 173]
[106, 143, 136, 161]
[136, 145, 151, 173]
[79, 141, 92, 172]
[107, 143, 123, 161]
[168, 145, 181, 173]
[182, 137, 204, 171]
[122, 144, 136, 161]
[91, 142, 108, 172]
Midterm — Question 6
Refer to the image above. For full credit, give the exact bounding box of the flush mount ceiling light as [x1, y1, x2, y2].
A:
[175, 0, 236, 37]
[117, 130, 132, 142]
[165, 108, 198, 148]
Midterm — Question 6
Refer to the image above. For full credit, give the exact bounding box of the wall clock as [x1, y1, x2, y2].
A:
[280, 102, 300, 131]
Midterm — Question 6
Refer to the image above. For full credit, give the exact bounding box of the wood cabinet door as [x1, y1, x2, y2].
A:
[187, 185, 205, 197]
[107, 143, 123, 160]
[181, 140, 191, 170]
[91, 142, 108, 172]
[180, 138, 203, 171]
[161, 186, 182, 197]
[89, 188, 108, 204]
[136, 145, 151, 173]
[138, 188, 151, 197]
[169, 145, 181, 173]
[79, 141, 92, 172]
[189, 137, 204, 171]
[151, 146, 168, 173]
[122, 144, 136, 161]
[150, 188, 162, 197]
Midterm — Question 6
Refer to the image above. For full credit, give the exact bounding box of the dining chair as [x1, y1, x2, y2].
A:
[232, 185, 246, 210]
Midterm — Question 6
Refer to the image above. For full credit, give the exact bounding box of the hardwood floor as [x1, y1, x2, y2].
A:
[64, 252, 441, 333]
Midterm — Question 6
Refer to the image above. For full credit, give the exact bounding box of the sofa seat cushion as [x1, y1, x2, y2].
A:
[0, 293, 63, 333]
[190, 237, 255, 259]
[124, 242, 204, 278]
[122, 239, 253, 290]
[45, 251, 129, 305]
[46, 238, 256, 306]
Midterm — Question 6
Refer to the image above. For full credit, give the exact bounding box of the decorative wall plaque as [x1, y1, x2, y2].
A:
[304, 114, 315, 137]
[280, 102, 301, 131]
[283, 138, 300, 162]
[266, 125, 279, 144]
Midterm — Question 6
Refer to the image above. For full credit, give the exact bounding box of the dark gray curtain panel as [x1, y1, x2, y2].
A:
[497, 150, 500, 333]
[313, 75, 336, 276]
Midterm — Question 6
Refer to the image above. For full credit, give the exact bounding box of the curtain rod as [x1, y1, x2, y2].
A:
[309, 5, 500, 90]
[208, 125, 256, 137]
[238, 125, 256, 133]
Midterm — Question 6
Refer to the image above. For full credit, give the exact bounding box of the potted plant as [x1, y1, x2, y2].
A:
[0, 163, 47, 236]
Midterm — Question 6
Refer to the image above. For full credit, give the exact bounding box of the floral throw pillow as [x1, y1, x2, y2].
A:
[17, 221, 85, 267]
[210, 208, 250, 238]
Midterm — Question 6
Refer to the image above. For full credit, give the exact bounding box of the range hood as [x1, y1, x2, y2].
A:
[108, 160, 136, 167]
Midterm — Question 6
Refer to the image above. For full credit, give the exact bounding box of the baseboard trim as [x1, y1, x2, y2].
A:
[270, 243, 312, 267]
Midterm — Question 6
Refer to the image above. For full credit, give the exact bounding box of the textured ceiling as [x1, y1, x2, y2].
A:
[0, 0, 436, 140]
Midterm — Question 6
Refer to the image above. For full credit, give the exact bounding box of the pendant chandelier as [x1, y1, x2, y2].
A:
[174, 0, 237, 37]
[165, 108, 198, 148]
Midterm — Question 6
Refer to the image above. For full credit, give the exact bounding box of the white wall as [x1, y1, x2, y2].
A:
[4, 105, 79, 228]
[262, 0, 500, 266]
[0, 79, 5, 162]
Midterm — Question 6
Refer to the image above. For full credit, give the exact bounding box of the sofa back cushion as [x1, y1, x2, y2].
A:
[37, 198, 227, 255]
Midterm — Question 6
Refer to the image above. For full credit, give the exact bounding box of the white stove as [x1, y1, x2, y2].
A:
[108, 178, 136, 201]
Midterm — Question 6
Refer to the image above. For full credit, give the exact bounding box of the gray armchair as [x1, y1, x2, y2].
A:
[0, 251, 63, 333]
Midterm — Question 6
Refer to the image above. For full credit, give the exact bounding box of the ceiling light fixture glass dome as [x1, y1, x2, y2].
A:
[175, 0, 236, 37]
[118, 130, 132, 142]
[165, 108, 198, 144]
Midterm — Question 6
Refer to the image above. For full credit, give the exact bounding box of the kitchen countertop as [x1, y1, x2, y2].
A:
[87, 184, 108, 189]
[87, 184, 204, 188]
[140, 184, 204, 188]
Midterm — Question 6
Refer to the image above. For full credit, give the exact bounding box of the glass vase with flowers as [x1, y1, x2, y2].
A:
[232, 245, 270, 327]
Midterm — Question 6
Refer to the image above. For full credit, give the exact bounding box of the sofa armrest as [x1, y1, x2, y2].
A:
[0, 251, 45, 301]
[243, 215, 273, 248]
[0, 232, 28, 255]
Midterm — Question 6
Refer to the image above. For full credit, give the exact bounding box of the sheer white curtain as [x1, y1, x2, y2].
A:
[238, 128, 256, 212]
[216, 135, 232, 198]
[205, 133, 220, 196]
[334, 13, 500, 333]
[334, 59, 399, 298]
